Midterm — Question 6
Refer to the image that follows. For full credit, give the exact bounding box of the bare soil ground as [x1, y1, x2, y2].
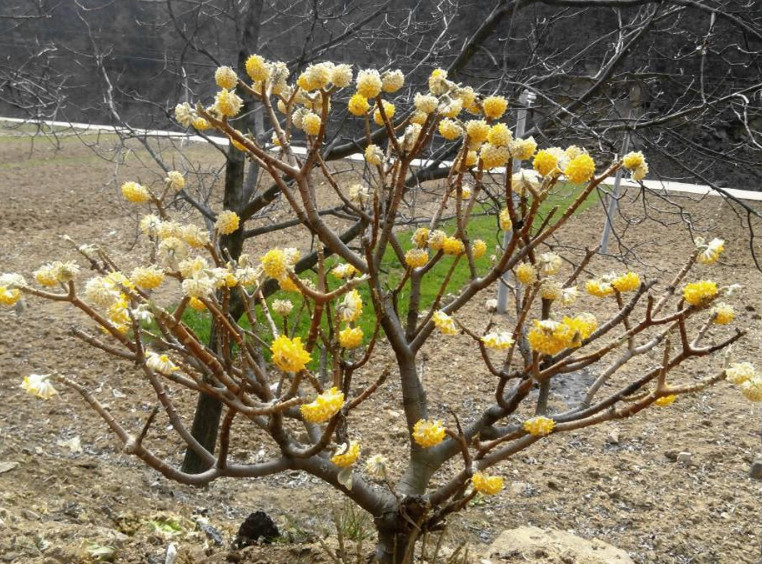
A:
[1, 130, 761, 564]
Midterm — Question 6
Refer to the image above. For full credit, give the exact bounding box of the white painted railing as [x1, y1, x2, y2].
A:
[1, 116, 760, 202]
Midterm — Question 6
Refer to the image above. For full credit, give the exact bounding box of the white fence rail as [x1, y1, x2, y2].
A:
[1, 116, 760, 202]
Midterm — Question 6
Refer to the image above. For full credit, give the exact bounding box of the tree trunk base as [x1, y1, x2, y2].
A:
[181, 392, 223, 474]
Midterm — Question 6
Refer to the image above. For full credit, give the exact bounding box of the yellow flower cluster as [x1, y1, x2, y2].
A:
[480, 144, 509, 170]
[215, 66, 238, 90]
[428, 230, 446, 251]
[725, 362, 755, 385]
[564, 153, 595, 184]
[622, 151, 645, 170]
[331, 263, 360, 279]
[611, 272, 641, 293]
[302, 112, 322, 135]
[188, 296, 207, 311]
[146, 351, 179, 375]
[131, 266, 165, 290]
[245, 54, 271, 82]
[533, 149, 560, 177]
[523, 416, 555, 437]
[711, 303, 735, 325]
[585, 279, 614, 298]
[339, 289, 363, 323]
[538, 252, 562, 276]
[193, 117, 211, 130]
[21, 373, 58, 400]
[438, 118, 463, 140]
[0, 286, 20, 306]
[442, 237, 465, 256]
[527, 319, 573, 355]
[214, 88, 243, 117]
[410, 110, 429, 125]
[182, 225, 210, 248]
[381, 69, 404, 93]
[654, 395, 676, 407]
[272, 299, 293, 316]
[373, 100, 396, 126]
[412, 227, 430, 248]
[742, 379, 762, 402]
[472, 239, 487, 259]
[499, 208, 512, 231]
[540, 280, 562, 301]
[106, 293, 131, 330]
[621, 151, 648, 181]
[482, 332, 514, 350]
[348, 93, 370, 116]
[562, 313, 597, 346]
[271, 335, 312, 373]
[432, 311, 457, 335]
[339, 326, 364, 349]
[121, 181, 151, 204]
[460, 150, 478, 170]
[356, 69, 382, 98]
[301, 386, 345, 423]
[683, 280, 718, 307]
[466, 119, 489, 143]
[0, 273, 25, 307]
[405, 248, 429, 268]
[215, 210, 240, 235]
[261, 249, 287, 280]
[34, 261, 79, 286]
[279, 277, 300, 293]
[428, 68, 449, 95]
[482, 95, 507, 119]
[487, 123, 512, 147]
[414, 92, 438, 114]
[697, 238, 725, 265]
[365, 144, 384, 166]
[412, 419, 446, 448]
[511, 137, 537, 160]
[297, 63, 331, 91]
[331, 441, 361, 468]
[516, 263, 537, 285]
[165, 170, 186, 192]
[471, 472, 504, 495]
[440, 99, 462, 118]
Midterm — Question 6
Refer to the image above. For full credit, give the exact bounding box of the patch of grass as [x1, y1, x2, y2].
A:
[161, 182, 596, 358]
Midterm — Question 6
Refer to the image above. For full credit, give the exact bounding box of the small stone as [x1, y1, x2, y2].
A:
[676, 452, 692, 465]
[22, 509, 40, 521]
[606, 428, 620, 445]
[750, 460, 762, 480]
[0, 462, 19, 474]
[165, 543, 178, 564]
[509, 482, 530, 495]
[664, 450, 679, 461]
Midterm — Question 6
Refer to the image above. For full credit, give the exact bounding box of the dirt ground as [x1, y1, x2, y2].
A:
[0, 129, 761, 564]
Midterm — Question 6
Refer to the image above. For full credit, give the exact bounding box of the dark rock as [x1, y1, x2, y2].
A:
[233, 511, 280, 548]
[750, 459, 762, 480]
[197, 519, 224, 546]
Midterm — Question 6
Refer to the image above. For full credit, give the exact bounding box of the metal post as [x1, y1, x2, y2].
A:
[497, 89, 535, 314]
[600, 84, 644, 254]
[599, 128, 631, 254]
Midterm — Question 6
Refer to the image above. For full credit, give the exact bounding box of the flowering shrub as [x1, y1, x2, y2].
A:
[1, 58, 754, 563]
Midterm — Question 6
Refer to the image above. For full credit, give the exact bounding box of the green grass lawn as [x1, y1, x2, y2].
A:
[176, 181, 597, 357]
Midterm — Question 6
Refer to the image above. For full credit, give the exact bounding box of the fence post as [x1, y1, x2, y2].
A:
[497, 89, 536, 314]
[600, 85, 644, 254]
